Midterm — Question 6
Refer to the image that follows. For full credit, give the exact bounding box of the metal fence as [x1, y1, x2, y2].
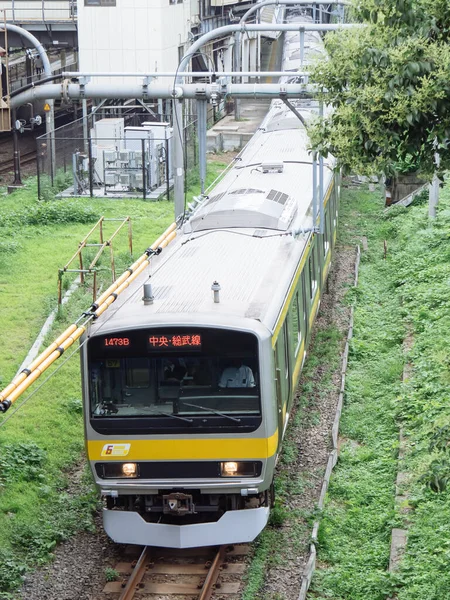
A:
[0, 0, 77, 22]
[36, 109, 199, 201]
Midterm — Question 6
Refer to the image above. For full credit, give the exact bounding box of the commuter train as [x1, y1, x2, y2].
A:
[80, 15, 339, 548]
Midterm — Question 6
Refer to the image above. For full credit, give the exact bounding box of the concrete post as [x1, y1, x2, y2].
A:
[428, 175, 439, 219]
[197, 99, 207, 194]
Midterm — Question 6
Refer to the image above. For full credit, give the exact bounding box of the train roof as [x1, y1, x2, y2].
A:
[89, 101, 334, 340]
[88, 13, 334, 341]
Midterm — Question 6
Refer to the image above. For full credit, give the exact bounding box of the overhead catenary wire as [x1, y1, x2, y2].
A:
[0, 222, 178, 413]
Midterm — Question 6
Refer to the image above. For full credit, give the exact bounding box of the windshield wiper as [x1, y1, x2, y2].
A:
[147, 408, 193, 423]
[180, 401, 241, 423]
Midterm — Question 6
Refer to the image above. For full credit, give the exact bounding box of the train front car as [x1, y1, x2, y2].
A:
[81, 11, 336, 549]
[82, 312, 278, 548]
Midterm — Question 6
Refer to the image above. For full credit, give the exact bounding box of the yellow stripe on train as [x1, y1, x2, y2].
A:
[87, 431, 279, 461]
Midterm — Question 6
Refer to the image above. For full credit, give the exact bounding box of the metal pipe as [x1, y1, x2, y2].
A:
[177, 23, 357, 79]
[141, 138, 146, 200]
[197, 98, 207, 194]
[319, 154, 324, 234]
[11, 82, 313, 108]
[11, 108, 22, 186]
[61, 71, 307, 78]
[2, 24, 54, 156]
[239, 0, 351, 25]
[312, 151, 318, 229]
[2, 24, 51, 77]
[300, 30, 305, 68]
[319, 101, 324, 234]
[165, 138, 170, 201]
[234, 32, 241, 120]
[172, 99, 184, 219]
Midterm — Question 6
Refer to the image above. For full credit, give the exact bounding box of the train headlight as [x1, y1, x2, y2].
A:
[222, 461, 239, 476]
[122, 463, 138, 477]
[98, 462, 140, 478]
[220, 461, 260, 477]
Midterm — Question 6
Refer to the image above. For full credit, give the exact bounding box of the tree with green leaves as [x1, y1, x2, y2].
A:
[309, 0, 450, 204]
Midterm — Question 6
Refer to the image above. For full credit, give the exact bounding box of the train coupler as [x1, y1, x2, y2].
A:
[163, 492, 195, 516]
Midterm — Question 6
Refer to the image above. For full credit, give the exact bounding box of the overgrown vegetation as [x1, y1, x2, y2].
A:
[0, 160, 228, 597]
[312, 181, 450, 600]
[310, 0, 450, 179]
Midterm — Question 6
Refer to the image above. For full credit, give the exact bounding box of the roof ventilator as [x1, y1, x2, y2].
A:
[143, 280, 154, 305]
[211, 281, 221, 303]
[261, 162, 284, 173]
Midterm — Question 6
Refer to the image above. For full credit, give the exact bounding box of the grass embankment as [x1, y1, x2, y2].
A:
[312, 184, 450, 600]
[0, 162, 227, 597]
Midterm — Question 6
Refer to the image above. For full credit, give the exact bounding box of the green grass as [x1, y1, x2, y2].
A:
[312, 183, 450, 600]
[0, 160, 227, 596]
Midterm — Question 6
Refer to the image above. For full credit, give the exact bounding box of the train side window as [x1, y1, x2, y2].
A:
[290, 292, 302, 355]
[316, 234, 323, 282]
[275, 326, 290, 403]
[300, 270, 309, 340]
[324, 218, 330, 256]
[335, 186, 339, 222]
[309, 249, 317, 300]
[297, 286, 306, 341]
[324, 204, 330, 255]
[283, 322, 289, 378]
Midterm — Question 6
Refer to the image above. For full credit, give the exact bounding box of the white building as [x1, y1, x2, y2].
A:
[77, 0, 200, 85]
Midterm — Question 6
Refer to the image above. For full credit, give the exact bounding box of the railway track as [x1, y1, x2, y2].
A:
[0, 150, 38, 175]
[102, 544, 249, 600]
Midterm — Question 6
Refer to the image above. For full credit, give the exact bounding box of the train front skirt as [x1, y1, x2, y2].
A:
[103, 506, 270, 548]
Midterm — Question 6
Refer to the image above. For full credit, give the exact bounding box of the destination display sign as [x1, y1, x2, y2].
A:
[147, 333, 202, 351]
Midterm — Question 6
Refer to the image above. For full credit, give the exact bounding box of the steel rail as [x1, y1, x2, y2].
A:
[199, 546, 226, 600]
[118, 546, 151, 600]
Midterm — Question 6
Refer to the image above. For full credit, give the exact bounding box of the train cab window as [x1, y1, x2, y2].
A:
[87, 327, 261, 433]
[125, 358, 150, 388]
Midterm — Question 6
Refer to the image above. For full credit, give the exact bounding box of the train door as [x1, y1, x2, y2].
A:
[274, 322, 291, 440]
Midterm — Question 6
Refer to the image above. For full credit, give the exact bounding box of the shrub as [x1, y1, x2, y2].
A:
[0, 443, 46, 484]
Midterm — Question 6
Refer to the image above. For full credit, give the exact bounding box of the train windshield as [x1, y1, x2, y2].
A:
[87, 327, 261, 433]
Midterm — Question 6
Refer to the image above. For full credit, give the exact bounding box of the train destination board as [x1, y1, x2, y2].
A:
[147, 333, 202, 351]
